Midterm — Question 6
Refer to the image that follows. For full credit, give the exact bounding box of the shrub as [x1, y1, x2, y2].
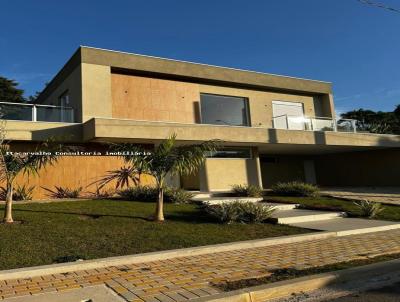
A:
[42, 186, 82, 199]
[164, 187, 195, 204]
[13, 184, 35, 201]
[238, 202, 276, 223]
[204, 201, 276, 224]
[354, 199, 384, 218]
[118, 185, 158, 202]
[204, 201, 242, 224]
[118, 186, 194, 203]
[271, 181, 319, 197]
[89, 187, 115, 199]
[0, 184, 35, 201]
[231, 184, 263, 198]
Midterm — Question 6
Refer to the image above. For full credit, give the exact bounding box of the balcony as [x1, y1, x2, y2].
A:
[0, 101, 74, 123]
[272, 115, 357, 133]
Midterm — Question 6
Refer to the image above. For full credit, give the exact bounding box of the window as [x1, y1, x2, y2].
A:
[272, 101, 305, 130]
[207, 148, 252, 159]
[59, 91, 70, 107]
[200, 93, 250, 126]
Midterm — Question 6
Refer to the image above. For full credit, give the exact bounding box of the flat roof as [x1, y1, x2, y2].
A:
[81, 46, 331, 84]
[37, 46, 332, 103]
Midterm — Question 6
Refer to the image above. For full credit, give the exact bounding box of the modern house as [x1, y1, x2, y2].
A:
[2, 46, 400, 198]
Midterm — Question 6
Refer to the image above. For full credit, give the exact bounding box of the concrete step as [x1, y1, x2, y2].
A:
[263, 202, 298, 211]
[195, 196, 263, 205]
[273, 209, 346, 224]
[290, 218, 400, 235]
[191, 191, 235, 199]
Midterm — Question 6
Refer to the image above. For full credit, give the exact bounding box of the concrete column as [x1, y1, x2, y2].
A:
[253, 147, 264, 188]
[81, 63, 112, 122]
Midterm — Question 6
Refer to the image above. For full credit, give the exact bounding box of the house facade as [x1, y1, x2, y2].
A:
[2, 46, 400, 198]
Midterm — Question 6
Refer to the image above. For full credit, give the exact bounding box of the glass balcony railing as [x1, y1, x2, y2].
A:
[272, 115, 357, 132]
[0, 102, 74, 123]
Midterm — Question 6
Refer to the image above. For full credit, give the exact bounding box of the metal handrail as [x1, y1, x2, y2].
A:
[0, 101, 73, 109]
[0, 101, 74, 123]
[272, 114, 357, 133]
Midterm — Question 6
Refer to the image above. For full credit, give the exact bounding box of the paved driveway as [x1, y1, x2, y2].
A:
[1, 229, 400, 301]
[326, 281, 400, 302]
[321, 187, 400, 205]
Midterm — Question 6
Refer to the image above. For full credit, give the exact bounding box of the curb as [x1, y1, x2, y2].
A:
[194, 258, 400, 302]
[0, 232, 335, 281]
[336, 223, 400, 236]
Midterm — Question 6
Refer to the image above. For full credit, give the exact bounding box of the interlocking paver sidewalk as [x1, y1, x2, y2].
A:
[2, 229, 400, 301]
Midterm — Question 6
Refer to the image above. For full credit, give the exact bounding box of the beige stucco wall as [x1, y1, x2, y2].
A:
[81, 47, 333, 95]
[111, 74, 199, 123]
[4, 121, 82, 142]
[1, 142, 154, 200]
[40, 65, 82, 123]
[81, 63, 112, 122]
[199, 148, 262, 191]
[85, 118, 400, 148]
[110, 73, 333, 127]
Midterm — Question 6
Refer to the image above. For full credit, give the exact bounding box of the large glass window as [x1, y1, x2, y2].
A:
[200, 93, 250, 126]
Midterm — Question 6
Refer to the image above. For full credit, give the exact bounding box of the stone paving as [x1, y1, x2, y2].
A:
[321, 187, 400, 205]
[2, 229, 400, 301]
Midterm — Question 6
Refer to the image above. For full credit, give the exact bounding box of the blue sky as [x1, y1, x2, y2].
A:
[0, 0, 399, 114]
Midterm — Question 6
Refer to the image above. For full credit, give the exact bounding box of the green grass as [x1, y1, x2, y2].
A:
[0, 200, 309, 271]
[265, 195, 400, 221]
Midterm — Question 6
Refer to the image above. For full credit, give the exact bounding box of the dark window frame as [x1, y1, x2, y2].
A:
[206, 147, 253, 159]
[199, 93, 251, 127]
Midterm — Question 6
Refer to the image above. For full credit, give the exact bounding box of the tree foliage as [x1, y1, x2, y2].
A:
[0, 140, 67, 223]
[341, 105, 400, 134]
[0, 76, 25, 103]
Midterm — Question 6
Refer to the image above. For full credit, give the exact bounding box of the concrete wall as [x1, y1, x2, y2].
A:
[80, 46, 333, 95]
[40, 65, 83, 123]
[199, 148, 262, 191]
[38, 62, 113, 123]
[2, 143, 154, 200]
[85, 118, 400, 148]
[260, 156, 306, 188]
[110, 73, 332, 127]
[315, 148, 400, 186]
[4, 121, 82, 142]
[81, 63, 112, 122]
[111, 73, 199, 123]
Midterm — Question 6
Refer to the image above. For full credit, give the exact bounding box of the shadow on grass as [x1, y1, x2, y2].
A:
[165, 210, 216, 224]
[12, 208, 216, 224]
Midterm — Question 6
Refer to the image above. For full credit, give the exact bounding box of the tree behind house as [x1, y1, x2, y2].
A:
[0, 76, 26, 103]
[341, 105, 400, 134]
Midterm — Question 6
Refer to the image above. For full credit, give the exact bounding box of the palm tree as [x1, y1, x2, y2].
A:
[112, 134, 217, 221]
[91, 160, 148, 190]
[0, 142, 60, 223]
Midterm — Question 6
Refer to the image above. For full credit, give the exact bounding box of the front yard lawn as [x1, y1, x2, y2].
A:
[265, 195, 400, 221]
[0, 200, 309, 271]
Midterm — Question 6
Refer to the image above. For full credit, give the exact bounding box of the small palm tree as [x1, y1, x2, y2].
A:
[112, 134, 217, 221]
[0, 142, 60, 223]
[91, 160, 148, 190]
